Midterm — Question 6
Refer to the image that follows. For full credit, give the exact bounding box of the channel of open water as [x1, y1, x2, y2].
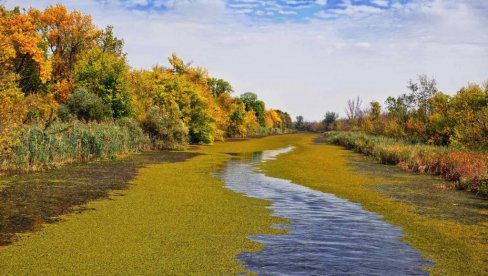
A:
[217, 146, 432, 275]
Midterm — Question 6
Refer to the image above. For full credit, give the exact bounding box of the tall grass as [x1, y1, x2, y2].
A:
[326, 131, 488, 196]
[0, 119, 149, 172]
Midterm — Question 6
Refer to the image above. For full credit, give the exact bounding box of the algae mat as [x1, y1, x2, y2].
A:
[0, 134, 306, 275]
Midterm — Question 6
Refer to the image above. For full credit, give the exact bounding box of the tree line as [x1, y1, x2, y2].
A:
[296, 75, 488, 151]
[0, 4, 292, 170]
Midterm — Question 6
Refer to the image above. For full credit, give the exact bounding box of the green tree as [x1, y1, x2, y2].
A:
[74, 45, 133, 118]
[240, 92, 266, 127]
[295, 115, 304, 130]
[65, 88, 112, 122]
[323, 112, 339, 131]
[142, 103, 188, 150]
[207, 78, 233, 97]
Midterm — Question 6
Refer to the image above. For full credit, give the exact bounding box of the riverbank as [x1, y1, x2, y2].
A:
[261, 134, 488, 275]
[326, 131, 488, 196]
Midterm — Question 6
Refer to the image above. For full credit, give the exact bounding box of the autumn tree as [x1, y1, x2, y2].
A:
[240, 92, 266, 127]
[345, 96, 363, 128]
[0, 6, 51, 94]
[74, 28, 133, 118]
[36, 4, 100, 101]
[0, 74, 27, 154]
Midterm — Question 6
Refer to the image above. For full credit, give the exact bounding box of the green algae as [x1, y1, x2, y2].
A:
[0, 134, 305, 275]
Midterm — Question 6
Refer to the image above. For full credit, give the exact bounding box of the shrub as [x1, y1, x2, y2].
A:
[142, 104, 189, 150]
[326, 131, 488, 196]
[67, 88, 113, 122]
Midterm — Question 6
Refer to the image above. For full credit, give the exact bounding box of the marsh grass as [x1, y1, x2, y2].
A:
[326, 131, 488, 196]
[0, 120, 149, 172]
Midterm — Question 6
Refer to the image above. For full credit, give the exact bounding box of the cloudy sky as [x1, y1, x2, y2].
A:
[4, 0, 488, 120]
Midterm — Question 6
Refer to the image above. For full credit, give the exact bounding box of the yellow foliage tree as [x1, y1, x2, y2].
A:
[0, 74, 28, 155]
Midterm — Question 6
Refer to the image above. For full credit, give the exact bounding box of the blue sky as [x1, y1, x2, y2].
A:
[4, 0, 488, 120]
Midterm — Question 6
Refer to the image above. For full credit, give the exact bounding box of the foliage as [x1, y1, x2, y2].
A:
[326, 131, 488, 196]
[24, 93, 58, 125]
[0, 120, 148, 171]
[66, 88, 113, 122]
[142, 104, 189, 150]
[207, 78, 233, 97]
[336, 76, 488, 152]
[0, 4, 292, 171]
[0, 74, 28, 155]
[323, 112, 339, 131]
[74, 42, 132, 118]
[240, 92, 266, 127]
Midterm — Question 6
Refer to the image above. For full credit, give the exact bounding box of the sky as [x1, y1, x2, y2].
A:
[3, 0, 488, 120]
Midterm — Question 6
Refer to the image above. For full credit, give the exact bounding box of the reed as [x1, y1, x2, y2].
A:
[326, 131, 488, 196]
[0, 119, 149, 172]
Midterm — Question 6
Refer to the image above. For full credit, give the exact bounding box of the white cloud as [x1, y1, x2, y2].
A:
[371, 0, 389, 7]
[315, 0, 328, 6]
[3, 0, 488, 120]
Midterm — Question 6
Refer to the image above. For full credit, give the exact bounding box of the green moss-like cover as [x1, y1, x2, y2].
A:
[261, 134, 488, 275]
[0, 134, 303, 275]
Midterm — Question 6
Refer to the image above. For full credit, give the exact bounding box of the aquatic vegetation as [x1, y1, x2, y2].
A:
[261, 134, 488, 275]
[326, 131, 488, 196]
[0, 152, 196, 246]
[0, 120, 149, 172]
[0, 134, 304, 274]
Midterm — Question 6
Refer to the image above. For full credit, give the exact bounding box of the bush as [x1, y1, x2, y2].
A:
[66, 88, 113, 122]
[326, 131, 488, 196]
[142, 104, 189, 150]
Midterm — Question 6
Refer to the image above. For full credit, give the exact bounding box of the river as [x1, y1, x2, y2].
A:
[217, 146, 432, 275]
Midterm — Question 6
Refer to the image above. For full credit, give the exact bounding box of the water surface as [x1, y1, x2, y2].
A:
[218, 147, 432, 275]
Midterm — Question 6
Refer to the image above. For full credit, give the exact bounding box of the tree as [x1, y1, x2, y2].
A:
[295, 115, 304, 130]
[276, 110, 292, 130]
[407, 74, 438, 119]
[0, 6, 51, 94]
[0, 73, 27, 154]
[240, 92, 266, 126]
[345, 96, 362, 124]
[65, 88, 112, 122]
[74, 45, 133, 118]
[208, 78, 233, 97]
[227, 103, 247, 137]
[323, 112, 338, 131]
[142, 104, 188, 150]
[36, 4, 100, 101]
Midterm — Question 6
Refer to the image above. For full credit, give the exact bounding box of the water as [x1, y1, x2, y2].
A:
[217, 146, 432, 275]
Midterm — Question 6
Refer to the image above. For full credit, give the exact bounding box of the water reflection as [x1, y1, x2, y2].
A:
[218, 147, 432, 275]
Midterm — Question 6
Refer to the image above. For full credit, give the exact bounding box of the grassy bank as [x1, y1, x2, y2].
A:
[0, 134, 306, 275]
[326, 131, 488, 196]
[0, 119, 149, 172]
[261, 134, 488, 275]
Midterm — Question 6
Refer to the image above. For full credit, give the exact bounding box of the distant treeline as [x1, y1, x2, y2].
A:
[294, 75, 488, 196]
[0, 4, 292, 171]
[296, 75, 488, 151]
